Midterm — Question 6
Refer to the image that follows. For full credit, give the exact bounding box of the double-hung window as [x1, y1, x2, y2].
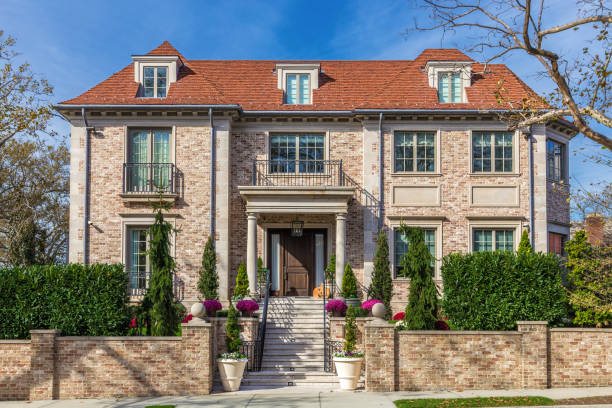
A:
[127, 129, 171, 192]
[127, 227, 150, 296]
[438, 72, 462, 103]
[286, 74, 310, 104]
[394, 132, 436, 172]
[270, 133, 324, 173]
[546, 140, 565, 182]
[394, 228, 436, 278]
[472, 131, 514, 173]
[472, 229, 514, 252]
[143, 67, 168, 98]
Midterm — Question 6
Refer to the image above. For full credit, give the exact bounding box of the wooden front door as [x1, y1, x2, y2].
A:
[268, 229, 326, 296]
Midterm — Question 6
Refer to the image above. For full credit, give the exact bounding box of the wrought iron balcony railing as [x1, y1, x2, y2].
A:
[252, 159, 344, 187]
[123, 163, 176, 194]
[128, 270, 183, 300]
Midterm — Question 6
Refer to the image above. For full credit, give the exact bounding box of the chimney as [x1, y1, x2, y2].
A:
[585, 213, 604, 246]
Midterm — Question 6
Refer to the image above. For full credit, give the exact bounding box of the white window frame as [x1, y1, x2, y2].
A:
[389, 219, 443, 280]
[437, 71, 463, 103]
[268, 132, 328, 174]
[393, 131, 438, 173]
[142, 66, 168, 98]
[546, 139, 567, 182]
[125, 127, 175, 164]
[276, 63, 319, 106]
[285, 73, 311, 105]
[467, 219, 521, 253]
[469, 130, 519, 174]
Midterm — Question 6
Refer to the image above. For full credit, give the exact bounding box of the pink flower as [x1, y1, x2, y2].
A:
[325, 299, 347, 313]
[392, 312, 405, 321]
[203, 299, 222, 312]
[183, 314, 193, 323]
[361, 299, 382, 311]
[128, 318, 137, 328]
[236, 299, 259, 313]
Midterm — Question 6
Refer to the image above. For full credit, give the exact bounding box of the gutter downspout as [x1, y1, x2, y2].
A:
[378, 113, 384, 231]
[528, 126, 535, 247]
[209, 108, 216, 237]
[81, 108, 91, 265]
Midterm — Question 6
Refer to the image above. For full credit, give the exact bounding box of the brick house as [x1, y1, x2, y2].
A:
[56, 41, 575, 312]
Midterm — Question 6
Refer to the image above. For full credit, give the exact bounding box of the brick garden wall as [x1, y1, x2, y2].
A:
[0, 341, 31, 400]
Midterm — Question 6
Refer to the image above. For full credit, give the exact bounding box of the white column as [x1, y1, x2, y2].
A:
[335, 212, 347, 291]
[246, 212, 258, 296]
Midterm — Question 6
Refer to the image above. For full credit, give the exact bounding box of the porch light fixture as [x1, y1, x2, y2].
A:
[291, 218, 304, 237]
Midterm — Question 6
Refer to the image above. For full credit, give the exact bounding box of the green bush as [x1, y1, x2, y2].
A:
[347, 305, 369, 318]
[234, 262, 250, 299]
[344, 306, 357, 353]
[0, 263, 130, 339]
[441, 251, 568, 330]
[225, 303, 242, 353]
[198, 235, 218, 300]
[517, 229, 532, 254]
[342, 263, 358, 298]
[367, 229, 393, 318]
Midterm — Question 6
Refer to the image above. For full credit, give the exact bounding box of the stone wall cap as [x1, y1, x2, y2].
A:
[516, 321, 548, 325]
[550, 327, 612, 333]
[365, 320, 394, 327]
[58, 336, 182, 341]
[0, 339, 31, 344]
[181, 322, 213, 328]
[30, 329, 61, 334]
[398, 330, 522, 335]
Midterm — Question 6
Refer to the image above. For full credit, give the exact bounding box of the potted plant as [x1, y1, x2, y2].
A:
[236, 299, 259, 317]
[361, 299, 382, 317]
[333, 307, 364, 390]
[203, 299, 222, 318]
[342, 263, 360, 308]
[325, 299, 347, 317]
[216, 304, 247, 392]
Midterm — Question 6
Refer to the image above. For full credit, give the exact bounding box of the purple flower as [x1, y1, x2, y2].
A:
[325, 299, 347, 313]
[236, 299, 259, 313]
[361, 299, 382, 311]
[203, 299, 222, 312]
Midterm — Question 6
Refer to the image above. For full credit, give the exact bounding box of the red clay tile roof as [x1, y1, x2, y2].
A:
[60, 42, 544, 111]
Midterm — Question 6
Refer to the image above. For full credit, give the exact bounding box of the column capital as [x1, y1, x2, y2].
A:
[246, 212, 258, 220]
[335, 212, 347, 220]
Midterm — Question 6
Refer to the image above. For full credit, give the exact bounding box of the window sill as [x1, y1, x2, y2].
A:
[392, 277, 442, 283]
[120, 192, 178, 203]
[469, 172, 521, 177]
[546, 178, 570, 186]
[391, 172, 442, 177]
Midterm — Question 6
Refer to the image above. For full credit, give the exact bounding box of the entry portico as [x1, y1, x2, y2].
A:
[238, 186, 354, 296]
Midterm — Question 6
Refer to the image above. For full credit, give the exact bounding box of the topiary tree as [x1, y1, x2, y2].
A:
[144, 196, 182, 336]
[518, 229, 532, 254]
[198, 235, 218, 300]
[225, 303, 242, 353]
[325, 253, 336, 282]
[399, 226, 439, 330]
[343, 306, 357, 353]
[234, 262, 250, 299]
[342, 263, 358, 299]
[367, 229, 393, 317]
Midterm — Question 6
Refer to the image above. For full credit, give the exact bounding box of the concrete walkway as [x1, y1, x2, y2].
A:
[1, 387, 611, 407]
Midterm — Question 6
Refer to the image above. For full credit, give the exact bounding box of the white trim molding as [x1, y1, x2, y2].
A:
[467, 218, 523, 253]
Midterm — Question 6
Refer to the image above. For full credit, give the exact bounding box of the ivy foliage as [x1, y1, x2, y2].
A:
[441, 250, 568, 330]
[342, 263, 358, 299]
[198, 235, 218, 300]
[0, 263, 130, 339]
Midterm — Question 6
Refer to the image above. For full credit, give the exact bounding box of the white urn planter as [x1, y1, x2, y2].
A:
[333, 356, 363, 390]
[216, 358, 248, 392]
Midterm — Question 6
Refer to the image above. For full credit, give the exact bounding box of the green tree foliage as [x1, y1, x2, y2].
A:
[225, 303, 242, 353]
[343, 306, 357, 353]
[517, 229, 532, 254]
[325, 253, 336, 282]
[367, 229, 392, 317]
[0, 264, 130, 339]
[144, 197, 182, 336]
[565, 230, 612, 327]
[441, 251, 568, 330]
[198, 235, 218, 300]
[399, 226, 439, 330]
[342, 263, 358, 299]
[234, 262, 250, 299]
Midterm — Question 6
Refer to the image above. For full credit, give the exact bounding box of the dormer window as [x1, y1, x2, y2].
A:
[276, 63, 320, 106]
[143, 67, 168, 98]
[438, 72, 461, 103]
[286, 74, 310, 104]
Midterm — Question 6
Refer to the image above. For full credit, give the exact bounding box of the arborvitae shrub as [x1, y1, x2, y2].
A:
[234, 262, 250, 299]
[198, 235, 218, 300]
[225, 303, 242, 353]
[344, 306, 357, 353]
[342, 263, 358, 298]
[368, 229, 392, 317]
[518, 229, 533, 254]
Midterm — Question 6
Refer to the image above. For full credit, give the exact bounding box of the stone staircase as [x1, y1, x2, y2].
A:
[241, 296, 340, 388]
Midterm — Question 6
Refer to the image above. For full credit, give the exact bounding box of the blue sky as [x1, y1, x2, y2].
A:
[1, 0, 609, 195]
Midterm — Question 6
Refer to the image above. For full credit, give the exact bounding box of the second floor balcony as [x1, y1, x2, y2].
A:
[122, 162, 178, 200]
[251, 159, 344, 187]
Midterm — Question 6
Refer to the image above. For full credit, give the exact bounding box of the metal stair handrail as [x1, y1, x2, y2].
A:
[255, 267, 271, 371]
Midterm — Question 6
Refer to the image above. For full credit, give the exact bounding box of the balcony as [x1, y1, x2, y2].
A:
[121, 163, 178, 202]
[128, 270, 184, 300]
[252, 159, 344, 187]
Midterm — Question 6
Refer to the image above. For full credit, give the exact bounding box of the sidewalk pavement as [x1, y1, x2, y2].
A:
[0, 386, 610, 408]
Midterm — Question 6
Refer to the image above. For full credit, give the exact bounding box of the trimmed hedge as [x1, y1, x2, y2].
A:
[441, 251, 568, 330]
[0, 264, 130, 339]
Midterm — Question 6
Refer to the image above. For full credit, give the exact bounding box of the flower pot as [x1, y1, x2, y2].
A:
[241, 310, 253, 318]
[333, 357, 363, 390]
[344, 298, 361, 308]
[217, 358, 248, 392]
[206, 309, 217, 318]
[332, 309, 344, 317]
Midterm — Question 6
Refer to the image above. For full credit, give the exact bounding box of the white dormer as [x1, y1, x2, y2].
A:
[276, 63, 320, 105]
[132, 55, 183, 98]
[425, 61, 472, 103]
